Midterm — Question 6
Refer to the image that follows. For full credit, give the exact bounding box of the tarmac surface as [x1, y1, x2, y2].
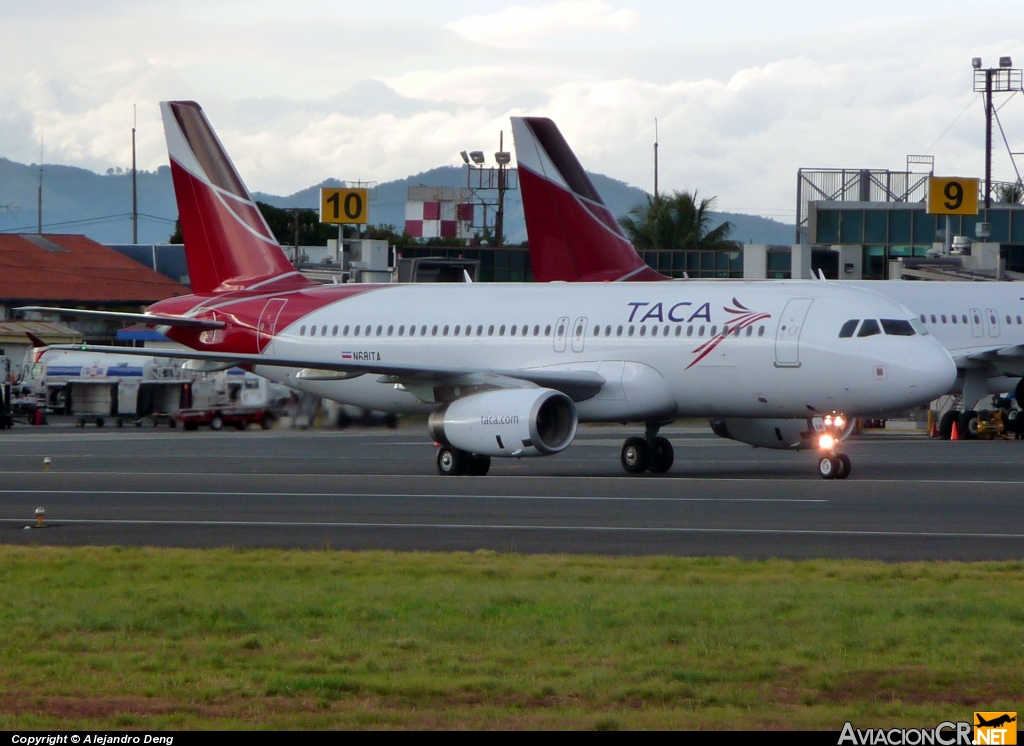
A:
[1, 421, 1023, 560]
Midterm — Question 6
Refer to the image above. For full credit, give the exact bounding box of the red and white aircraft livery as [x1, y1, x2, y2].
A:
[27, 102, 954, 479]
[511, 115, 1024, 447]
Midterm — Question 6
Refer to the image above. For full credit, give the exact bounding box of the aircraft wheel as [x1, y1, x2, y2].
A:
[957, 410, 978, 440]
[621, 436, 650, 474]
[260, 414, 274, 430]
[938, 410, 959, 440]
[95, 417, 104, 428]
[210, 414, 224, 431]
[465, 454, 491, 476]
[818, 455, 837, 479]
[437, 446, 469, 476]
[648, 436, 674, 473]
[835, 453, 852, 479]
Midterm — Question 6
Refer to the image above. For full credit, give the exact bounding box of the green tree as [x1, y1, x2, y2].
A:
[618, 191, 739, 251]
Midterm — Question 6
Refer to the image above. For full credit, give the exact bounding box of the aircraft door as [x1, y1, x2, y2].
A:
[969, 308, 984, 337]
[986, 308, 1000, 337]
[553, 316, 569, 352]
[258, 298, 288, 351]
[571, 317, 588, 352]
[774, 298, 813, 368]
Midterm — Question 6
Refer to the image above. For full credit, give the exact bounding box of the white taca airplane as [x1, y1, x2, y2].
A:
[24, 101, 955, 479]
[510, 115, 1023, 445]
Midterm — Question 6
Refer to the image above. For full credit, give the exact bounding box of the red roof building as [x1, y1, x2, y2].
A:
[0, 234, 187, 313]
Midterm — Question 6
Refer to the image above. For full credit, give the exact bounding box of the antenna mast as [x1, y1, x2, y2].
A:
[132, 104, 138, 243]
[653, 118, 659, 202]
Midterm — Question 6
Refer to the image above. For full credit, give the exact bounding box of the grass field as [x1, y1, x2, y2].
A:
[0, 546, 1021, 729]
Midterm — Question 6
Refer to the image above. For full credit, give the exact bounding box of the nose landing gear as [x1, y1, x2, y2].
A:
[816, 413, 851, 480]
[620, 422, 674, 474]
[817, 452, 851, 479]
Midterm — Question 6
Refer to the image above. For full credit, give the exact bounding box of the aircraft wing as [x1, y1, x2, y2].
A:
[15, 307, 225, 330]
[47, 344, 605, 402]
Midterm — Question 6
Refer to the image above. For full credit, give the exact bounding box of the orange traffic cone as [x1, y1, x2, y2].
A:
[950, 420, 960, 441]
[930, 414, 939, 438]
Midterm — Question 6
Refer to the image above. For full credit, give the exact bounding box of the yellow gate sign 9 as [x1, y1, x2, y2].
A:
[320, 188, 369, 224]
[927, 177, 979, 215]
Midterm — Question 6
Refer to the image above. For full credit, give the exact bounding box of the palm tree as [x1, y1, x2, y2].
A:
[619, 191, 738, 250]
[996, 181, 1024, 205]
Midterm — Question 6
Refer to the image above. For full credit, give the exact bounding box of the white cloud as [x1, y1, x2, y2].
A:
[0, 1, 1022, 218]
[446, 1, 639, 47]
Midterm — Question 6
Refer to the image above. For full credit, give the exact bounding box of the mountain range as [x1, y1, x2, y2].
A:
[0, 157, 795, 246]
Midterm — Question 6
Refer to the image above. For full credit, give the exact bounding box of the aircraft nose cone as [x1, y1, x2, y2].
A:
[907, 339, 958, 402]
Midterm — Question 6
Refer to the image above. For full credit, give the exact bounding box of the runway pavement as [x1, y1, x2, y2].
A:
[1, 422, 1023, 560]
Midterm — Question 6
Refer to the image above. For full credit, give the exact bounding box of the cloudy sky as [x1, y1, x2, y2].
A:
[2, 0, 1023, 220]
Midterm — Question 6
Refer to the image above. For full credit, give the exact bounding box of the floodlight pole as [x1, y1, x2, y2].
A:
[495, 131, 505, 248]
[985, 67, 993, 209]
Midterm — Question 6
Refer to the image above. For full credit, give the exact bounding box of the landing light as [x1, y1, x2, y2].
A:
[833, 415, 845, 429]
[819, 434, 835, 451]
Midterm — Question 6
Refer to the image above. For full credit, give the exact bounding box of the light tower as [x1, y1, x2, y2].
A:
[972, 56, 1023, 208]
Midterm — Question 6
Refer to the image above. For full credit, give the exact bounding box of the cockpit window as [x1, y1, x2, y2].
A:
[839, 319, 859, 338]
[880, 319, 915, 336]
[909, 318, 929, 336]
[857, 319, 881, 337]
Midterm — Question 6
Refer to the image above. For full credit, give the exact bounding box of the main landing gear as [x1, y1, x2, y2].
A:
[436, 446, 491, 476]
[620, 422, 674, 475]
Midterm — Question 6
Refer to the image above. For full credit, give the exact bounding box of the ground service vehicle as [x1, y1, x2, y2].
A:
[25, 101, 955, 478]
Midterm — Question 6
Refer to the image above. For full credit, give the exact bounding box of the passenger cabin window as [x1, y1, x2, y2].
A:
[839, 319, 859, 338]
[857, 319, 881, 337]
[300, 325, 306, 335]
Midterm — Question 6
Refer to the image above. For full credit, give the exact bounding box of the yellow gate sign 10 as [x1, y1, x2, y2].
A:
[320, 188, 369, 224]
[927, 177, 979, 215]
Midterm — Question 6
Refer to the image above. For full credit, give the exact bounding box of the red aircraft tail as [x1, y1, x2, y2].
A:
[511, 117, 665, 283]
[161, 101, 313, 294]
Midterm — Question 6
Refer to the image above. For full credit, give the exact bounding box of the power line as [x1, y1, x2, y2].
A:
[925, 93, 981, 154]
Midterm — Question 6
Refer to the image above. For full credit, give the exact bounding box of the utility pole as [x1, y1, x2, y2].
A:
[132, 104, 138, 243]
[37, 123, 43, 234]
[654, 118, 659, 202]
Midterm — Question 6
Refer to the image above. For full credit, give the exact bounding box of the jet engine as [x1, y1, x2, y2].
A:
[710, 417, 855, 450]
[428, 388, 578, 457]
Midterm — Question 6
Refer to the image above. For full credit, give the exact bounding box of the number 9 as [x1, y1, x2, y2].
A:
[943, 181, 963, 211]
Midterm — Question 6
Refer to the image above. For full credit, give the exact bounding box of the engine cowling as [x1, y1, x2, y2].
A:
[710, 417, 854, 450]
[428, 388, 578, 457]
